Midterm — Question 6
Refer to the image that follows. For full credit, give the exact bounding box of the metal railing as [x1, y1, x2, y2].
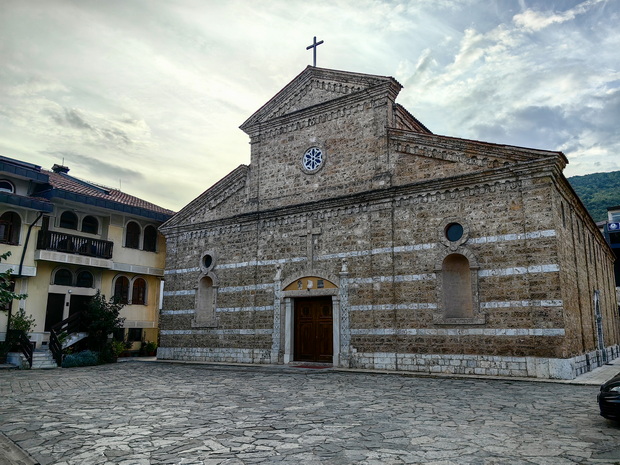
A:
[7, 330, 34, 368]
[36, 230, 113, 259]
[49, 312, 85, 367]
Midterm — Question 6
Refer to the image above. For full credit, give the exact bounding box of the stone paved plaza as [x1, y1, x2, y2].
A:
[1, 361, 620, 465]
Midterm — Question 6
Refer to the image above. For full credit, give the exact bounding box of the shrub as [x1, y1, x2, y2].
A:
[61, 350, 99, 368]
[83, 291, 125, 352]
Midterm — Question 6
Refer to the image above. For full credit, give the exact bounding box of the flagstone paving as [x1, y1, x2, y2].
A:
[1, 362, 620, 464]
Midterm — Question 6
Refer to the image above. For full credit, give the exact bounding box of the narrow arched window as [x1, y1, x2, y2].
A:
[114, 276, 130, 304]
[132, 278, 146, 305]
[0, 211, 21, 245]
[0, 180, 15, 193]
[76, 270, 94, 288]
[143, 225, 157, 252]
[81, 215, 99, 234]
[54, 268, 73, 286]
[442, 254, 473, 318]
[125, 221, 140, 249]
[60, 211, 78, 230]
[194, 276, 216, 326]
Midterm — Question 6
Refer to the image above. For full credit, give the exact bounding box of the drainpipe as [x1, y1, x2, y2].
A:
[7, 212, 44, 335]
[17, 211, 44, 278]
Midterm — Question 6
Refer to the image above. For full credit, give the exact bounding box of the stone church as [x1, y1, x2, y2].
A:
[158, 66, 619, 379]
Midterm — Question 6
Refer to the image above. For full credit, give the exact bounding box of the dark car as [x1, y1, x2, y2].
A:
[599, 372, 620, 420]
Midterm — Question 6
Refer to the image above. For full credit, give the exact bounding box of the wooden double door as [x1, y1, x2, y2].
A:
[294, 297, 333, 363]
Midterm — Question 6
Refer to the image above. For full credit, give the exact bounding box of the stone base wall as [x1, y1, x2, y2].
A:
[157, 347, 273, 364]
[349, 345, 620, 380]
[157, 345, 620, 380]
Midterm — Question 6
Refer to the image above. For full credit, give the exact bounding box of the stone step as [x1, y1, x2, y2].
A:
[31, 350, 58, 369]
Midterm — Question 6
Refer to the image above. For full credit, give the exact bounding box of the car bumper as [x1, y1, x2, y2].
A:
[598, 393, 620, 420]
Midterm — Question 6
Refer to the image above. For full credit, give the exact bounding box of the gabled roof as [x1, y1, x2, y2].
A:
[34, 169, 175, 222]
[240, 66, 403, 132]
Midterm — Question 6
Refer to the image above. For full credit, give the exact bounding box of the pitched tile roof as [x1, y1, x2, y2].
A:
[45, 170, 175, 219]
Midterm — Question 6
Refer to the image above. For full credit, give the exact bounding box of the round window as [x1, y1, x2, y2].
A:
[302, 147, 324, 173]
[445, 223, 464, 242]
[203, 255, 213, 269]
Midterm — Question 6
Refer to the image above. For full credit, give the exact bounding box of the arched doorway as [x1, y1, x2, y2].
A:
[282, 275, 340, 365]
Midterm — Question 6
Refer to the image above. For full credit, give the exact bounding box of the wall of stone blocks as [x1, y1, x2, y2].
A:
[157, 163, 620, 378]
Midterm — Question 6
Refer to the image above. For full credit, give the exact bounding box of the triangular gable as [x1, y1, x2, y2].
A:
[160, 165, 249, 231]
[240, 66, 402, 132]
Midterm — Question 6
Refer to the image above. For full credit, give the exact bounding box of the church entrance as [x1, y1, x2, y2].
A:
[294, 297, 333, 363]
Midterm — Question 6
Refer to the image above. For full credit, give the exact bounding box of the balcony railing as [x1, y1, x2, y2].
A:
[37, 230, 113, 259]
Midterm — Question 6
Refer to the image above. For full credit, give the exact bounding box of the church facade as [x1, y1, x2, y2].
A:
[158, 67, 619, 379]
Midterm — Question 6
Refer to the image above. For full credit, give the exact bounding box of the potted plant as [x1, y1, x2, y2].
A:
[142, 341, 157, 356]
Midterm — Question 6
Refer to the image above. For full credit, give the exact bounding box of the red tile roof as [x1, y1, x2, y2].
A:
[46, 170, 175, 216]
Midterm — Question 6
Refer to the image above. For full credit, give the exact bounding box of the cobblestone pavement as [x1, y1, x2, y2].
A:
[1, 362, 620, 465]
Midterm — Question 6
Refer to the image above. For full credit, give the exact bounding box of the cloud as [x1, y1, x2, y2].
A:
[513, 0, 607, 32]
[44, 151, 144, 182]
[49, 108, 94, 131]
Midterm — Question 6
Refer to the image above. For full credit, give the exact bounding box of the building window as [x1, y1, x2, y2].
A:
[193, 276, 217, 327]
[0, 211, 21, 245]
[445, 223, 464, 242]
[81, 216, 99, 234]
[54, 268, 73, 286]
[127, 328, 142, 342]
[200, 251, 217, 273]
[76, 270, 94, 288]
[60, 211, 78, 230]
[125, 221, 141, 249]
[132, 278, 147, 305]
[113, 276, 130, 304]
[0, 180, 15, 193]
[442, 254, 473, 318]
[143, 225, 157, 252]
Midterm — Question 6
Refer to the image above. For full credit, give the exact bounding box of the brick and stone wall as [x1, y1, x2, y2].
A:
[158, 67, 619, 379]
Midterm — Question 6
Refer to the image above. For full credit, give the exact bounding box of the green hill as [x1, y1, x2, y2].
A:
[567, 170, 620, 222]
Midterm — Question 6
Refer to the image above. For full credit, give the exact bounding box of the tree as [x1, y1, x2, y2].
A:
[1, 251, 28, 356]
[0, 251, 27, 316]
[83, 291, 125, 352]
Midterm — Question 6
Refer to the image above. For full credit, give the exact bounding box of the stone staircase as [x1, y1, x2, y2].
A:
[31, 349, 58, 369]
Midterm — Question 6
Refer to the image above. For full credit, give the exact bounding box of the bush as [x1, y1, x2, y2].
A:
[83, 291, 125, 352]
[61, 350, 99, 368]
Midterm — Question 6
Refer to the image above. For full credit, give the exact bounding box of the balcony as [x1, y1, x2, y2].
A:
[36, 230, 113, 260]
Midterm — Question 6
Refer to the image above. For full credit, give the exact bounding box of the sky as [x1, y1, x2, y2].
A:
[1, 0, 619, 212]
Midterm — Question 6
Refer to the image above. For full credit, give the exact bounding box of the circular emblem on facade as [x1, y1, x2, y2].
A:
[302, 147, 324, 173]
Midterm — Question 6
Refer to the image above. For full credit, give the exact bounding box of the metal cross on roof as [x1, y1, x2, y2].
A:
[306, 36, 324, 67]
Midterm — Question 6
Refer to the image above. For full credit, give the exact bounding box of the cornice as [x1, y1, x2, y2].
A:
[388, 128, 565, 165]
[162, 158, 559, 239]
[240, 67, 400, 132]
[243, 83, 394, 142]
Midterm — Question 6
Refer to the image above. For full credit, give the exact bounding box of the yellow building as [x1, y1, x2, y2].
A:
[0, 156, 173, 359]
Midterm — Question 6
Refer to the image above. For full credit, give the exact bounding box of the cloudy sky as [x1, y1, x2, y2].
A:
[1, 0, 618, 212]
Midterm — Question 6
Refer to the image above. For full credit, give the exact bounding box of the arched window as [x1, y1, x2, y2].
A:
[143, 225, 157, 252]
[60, 211, 78, 230]
[76, 270, 94, 288]
[194, 276, 216, 327]
[132, 278, 146, 305]
[54, 268, 73, 286]
[125, 221, 141, 249]
[81, 215, 99, 234]
[0, 180, 15, 193]
[113, 276, 130, 304]
[442, 254, 473, 318]
[0, 211, 21, 245]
